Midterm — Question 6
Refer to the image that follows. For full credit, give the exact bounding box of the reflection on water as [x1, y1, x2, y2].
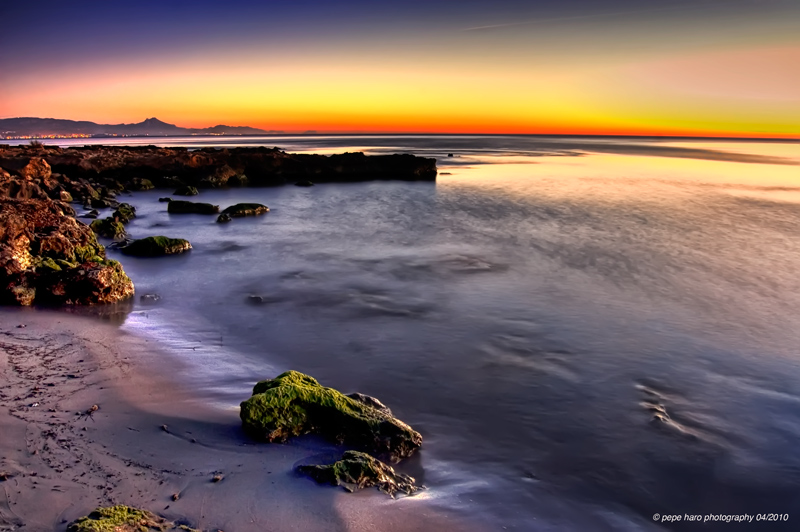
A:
[97, 137, 800, 531]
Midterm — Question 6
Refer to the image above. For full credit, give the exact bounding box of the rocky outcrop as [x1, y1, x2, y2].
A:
[297, 450, 421, 497]
[217, 203, 268, 222]
[240, 371, 422, 462]
[0, 145, 437, 196]
[120, 236, 192, 257]
[0, 198, 134, 305]
[167, 200, 219, 214]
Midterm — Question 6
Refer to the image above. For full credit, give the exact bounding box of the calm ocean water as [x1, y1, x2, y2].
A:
[52, 136, 800, 530]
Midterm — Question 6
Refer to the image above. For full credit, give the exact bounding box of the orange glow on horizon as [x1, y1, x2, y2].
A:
[2, 40, 797, 140]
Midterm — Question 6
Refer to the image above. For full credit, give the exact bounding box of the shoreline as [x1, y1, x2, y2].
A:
[0, 308, 481, 532]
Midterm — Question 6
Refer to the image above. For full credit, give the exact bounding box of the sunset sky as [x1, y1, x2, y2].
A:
[1, 0, 798, 137]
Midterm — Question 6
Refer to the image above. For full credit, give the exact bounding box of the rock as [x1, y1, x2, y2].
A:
[66, 505, 192, 532]
[216, 213, 232, 223]
[173, 185, 198, 196]
[447, 153, 454, 157]
[220, 203, 269, 218]
[120, 236, 192, 257]
[10, 157, 52, 181]
[240, 371, 422, 462]
[295, 180, 314, 187]
[347, 393, 392, 416]
[0, 198, 134, 306]
[129, 177, 154, 191]
[158, 197, 172, 202]
[228, 173, 248, 187]
[112, 203, 136, 223]
[59, 190, 73, 202]
[297, 450, 421, 497]
[89, 218, 126, 239]
[140, 293, 161, 303]
[167, 200, 219, 214]
[247, 294, 263, 303]
[90, 197, 113, 209]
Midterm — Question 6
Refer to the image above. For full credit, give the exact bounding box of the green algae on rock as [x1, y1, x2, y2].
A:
[112, 203, 136, 223]
[240, 370, 422, 462]
[220, 203, 269, 217]
[66, 504, 198, 532]
[121, 236, 192, 257]
[90, 217, 126, 239]
[167, 200, 219, 214]
[297, 450, 422, 497]
[0, 198, 134, 305]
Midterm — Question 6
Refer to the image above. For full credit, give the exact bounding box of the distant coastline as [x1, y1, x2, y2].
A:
[1, 117, 797, 142]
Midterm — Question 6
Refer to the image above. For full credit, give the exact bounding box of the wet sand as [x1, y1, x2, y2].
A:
[0, 309, 478, 532]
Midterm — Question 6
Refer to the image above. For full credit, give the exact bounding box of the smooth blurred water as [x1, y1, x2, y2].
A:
[85, 136, 800, 530]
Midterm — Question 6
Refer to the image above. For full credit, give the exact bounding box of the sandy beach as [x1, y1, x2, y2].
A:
[0, 308, 479, 532]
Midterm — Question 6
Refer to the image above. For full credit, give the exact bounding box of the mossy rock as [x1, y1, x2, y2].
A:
[220, 203, 269, 218]
[121, 236, 192, 257]
[174, 185, 199, 196]
[129, 177, 155, 191]
[90, 218, 126, 239]
[113, 203, 136, 224]
[33, 256, 62, 272]
[167, 200, 219, 214]
[240, 370, 422, 462]
[66, 504, 197, 532]
[297, 450, 422, 497]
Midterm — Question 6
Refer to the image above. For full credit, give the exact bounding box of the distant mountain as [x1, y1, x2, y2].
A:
[0, 117, 269, 137]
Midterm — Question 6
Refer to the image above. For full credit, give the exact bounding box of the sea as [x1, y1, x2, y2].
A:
[21, 135, 800, 530]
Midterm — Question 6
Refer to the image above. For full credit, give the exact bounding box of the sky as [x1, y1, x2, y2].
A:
[1, 0, 798, 137]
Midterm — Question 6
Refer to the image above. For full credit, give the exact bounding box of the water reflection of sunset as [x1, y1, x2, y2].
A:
[440, 142, 800, 205]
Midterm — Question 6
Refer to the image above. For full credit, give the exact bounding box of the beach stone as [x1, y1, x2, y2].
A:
[0, 198, 134, 306]
[173, 185, 198, 196]
[220, 203, 269, 218]
[121, 236, 192, 257]
[297, 450, 421, 497]
[240, 370, 422, 462]
[167, 200, 219, 214]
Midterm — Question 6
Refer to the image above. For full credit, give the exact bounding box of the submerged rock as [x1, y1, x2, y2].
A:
[174, 185, 199, 196]
[220, 203, 269, 218]
[0, 198, 134, 306]
[167, 200, 219, 214]
[297, 450, 421, 497]
[216, 213, 232, 223]
[67, 504, 196, 532]
[121, 236, 192, 257]
[240, 370, 422, 462]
